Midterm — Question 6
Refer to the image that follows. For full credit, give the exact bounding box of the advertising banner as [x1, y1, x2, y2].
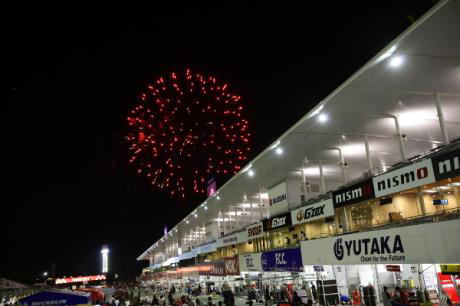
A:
[263, 212, 292, 231]
[217, 230, 248, 248]
[198, 242, 217, 254]
[332, 179, 375, 208]
[300, 219, 460, 265]
[268, 181, 289, 216]
[199, 260, 225, 276]
[247, 222, 264, 239]
[431, 148, 460, 181]
[239, 248, 303, 272]
[291, 199, 335, 225]
[239, 253, 263, 272]
[373, 159, 435, 198]
[224, 257, 240, 275]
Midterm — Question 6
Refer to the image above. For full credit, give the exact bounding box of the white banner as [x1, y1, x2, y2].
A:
[300, 219, 460, 265]
[291, 199, 335, 225]
[373, 159, 435, 197]
[268, 181, 289, 216]
[217, 230, 248, 248]
[239, 253, 263, 272]
[198, 242, 217, 254]
[247, 222, 264, 239]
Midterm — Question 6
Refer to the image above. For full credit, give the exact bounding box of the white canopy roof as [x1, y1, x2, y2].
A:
[139, 0, 460, 261]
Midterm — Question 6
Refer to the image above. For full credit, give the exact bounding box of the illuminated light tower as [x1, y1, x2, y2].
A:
[101, 245, 109, 274]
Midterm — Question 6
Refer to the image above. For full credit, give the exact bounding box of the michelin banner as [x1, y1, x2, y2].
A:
[300, 219, 460, 265]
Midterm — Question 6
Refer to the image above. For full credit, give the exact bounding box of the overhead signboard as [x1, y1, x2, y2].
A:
[373, 159, 436, 198]
[224, 257, 240, 275]
[239, 247, 303, 272]
[440, 264, 460, 275]
[332, 179, 375, 208]
[217, 230, 248, 248]
[247, 222, 264, 239]
[268, 181, 289, 216]
[262, 212, 292, 231]
[431, 148, 460, 181]
[291, 199, 335, 225]
[197, 242, 217, 254]
[300, 219, 460, 265]
[386, 265, 401, 272]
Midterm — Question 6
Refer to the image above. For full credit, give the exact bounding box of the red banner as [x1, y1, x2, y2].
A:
[386, 265, 401, 272]
[224, 257, 240, 275]
[55, 275, 106, 284]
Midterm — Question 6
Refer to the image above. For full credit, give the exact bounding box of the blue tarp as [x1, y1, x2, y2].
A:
[19, 289, 90, 305]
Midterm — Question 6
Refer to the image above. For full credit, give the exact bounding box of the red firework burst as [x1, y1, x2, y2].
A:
[126, 69, 251, 198]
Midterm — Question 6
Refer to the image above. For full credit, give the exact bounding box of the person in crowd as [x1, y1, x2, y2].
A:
[207, 296, 214, 306]
[152, 294, 159, 305]
[382, 286, 392, 306]
[393, 287, 402, 305]
[223, 287, 235, 306]
[195, 297, 202, 306]
[292, 291, 302, 306]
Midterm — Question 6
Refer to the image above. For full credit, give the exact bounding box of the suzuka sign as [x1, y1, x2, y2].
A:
[372, 159, 435, 197]
[300, 219, 460, 265]
[291, 199, 335, 225]
[247, 222, 264, 239]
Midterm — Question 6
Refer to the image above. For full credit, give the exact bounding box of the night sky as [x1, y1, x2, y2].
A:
[5, 2, 435, 283]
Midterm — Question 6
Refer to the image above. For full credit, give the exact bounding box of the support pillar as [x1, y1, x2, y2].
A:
[250, 201, 254, 223]
[417, 187, 427, 216]
[434, 92, 449, 145]
[338, 148, 347, 184]
[319, 160, 326, 194]
[259, 194, 264, 219]
[364, 134, 373, 173]
[234, 205, 238, 230]
[394, 116, 407, 161]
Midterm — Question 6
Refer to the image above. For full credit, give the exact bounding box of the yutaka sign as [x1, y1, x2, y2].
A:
[300, 219, 460, 265]
[333, 235, 405, 262]
[372, 159, 435, 197]
[291, 199, 335, 225]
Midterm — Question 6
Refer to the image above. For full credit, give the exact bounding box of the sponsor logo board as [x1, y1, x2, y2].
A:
[268, 181, 289, 216]
[300, 219, 460, 265]
[372, 159, 435, 197]
[247, 222, 263, 239]
[239, 248, 303, 272]
[224, 257, 240, 275]
[217, 231, 248, 248]
[333, 179, 375, 208]
[432, 148, 460, 181]
[292, 199, 335, 225]
[262, 212, 292, 231]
